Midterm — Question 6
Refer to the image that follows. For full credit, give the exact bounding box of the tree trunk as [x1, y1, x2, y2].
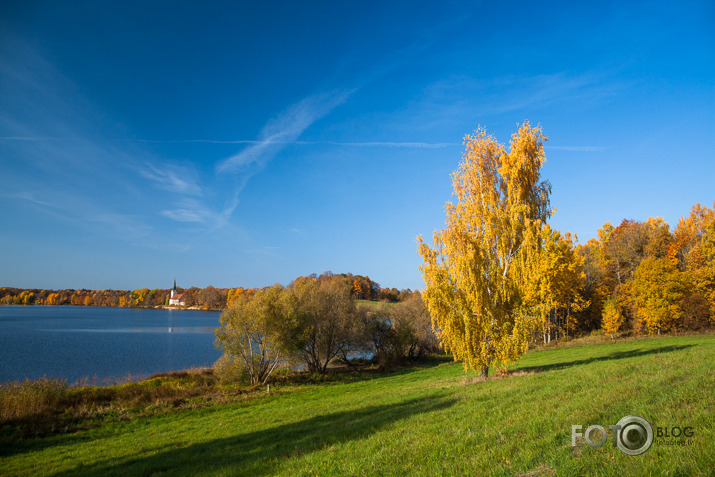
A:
[480, 365, 489, 378]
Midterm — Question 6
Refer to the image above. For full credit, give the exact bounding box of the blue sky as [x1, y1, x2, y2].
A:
[1, 1, 713, 291]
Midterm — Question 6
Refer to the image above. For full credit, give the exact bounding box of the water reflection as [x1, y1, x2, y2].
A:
[48, 327, 217, 333]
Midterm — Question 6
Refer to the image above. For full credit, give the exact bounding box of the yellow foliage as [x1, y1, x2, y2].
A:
[601, 297, 623, 340]
[418, 121, 551, 376]
[527, 227, 588, 340]
[631, 257, 691, 334]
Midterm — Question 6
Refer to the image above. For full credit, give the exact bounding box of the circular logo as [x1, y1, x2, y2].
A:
[616, 415, 653, 456]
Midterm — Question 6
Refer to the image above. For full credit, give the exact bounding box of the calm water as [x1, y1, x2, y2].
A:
[0, 306, 222, 384]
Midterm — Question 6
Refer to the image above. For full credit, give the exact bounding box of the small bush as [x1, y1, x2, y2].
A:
[213, 353, 246, 384]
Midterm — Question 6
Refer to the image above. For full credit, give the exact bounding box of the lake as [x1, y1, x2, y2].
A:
[0, 306, 222, 384]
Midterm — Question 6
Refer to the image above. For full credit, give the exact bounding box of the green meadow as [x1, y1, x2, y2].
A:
[1, 334, 713, 476]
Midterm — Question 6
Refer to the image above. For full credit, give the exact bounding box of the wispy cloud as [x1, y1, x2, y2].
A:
[90, 213, 153, 241]
[160, 196, 239, 230]
[0, 39, 214, 247]
[487, 72, 626, 115]
[118, 138, 268, 144]
[1, 30, 454, 247]
[139, 163, 202, 196]
[89, 137, 457, 149]
[4, 191, 57, 208]
[157, 175, 244, 229]
[199, 88, 358, 227]
[5, 188, 155, 243]
[217, 88, 355, 173]
[414, 71, 628, 126]
[4, 137, 455, 149]
[161, 209, 206, 223]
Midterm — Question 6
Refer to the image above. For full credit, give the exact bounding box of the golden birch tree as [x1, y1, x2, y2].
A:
[601, 297, 623, 340]
[418, 121, 551, 377]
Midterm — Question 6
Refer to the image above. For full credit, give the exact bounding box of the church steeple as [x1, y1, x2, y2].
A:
[169, 279, 184, 306]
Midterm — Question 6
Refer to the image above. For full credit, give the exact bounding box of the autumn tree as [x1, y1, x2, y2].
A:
[601, 297, 623, 340]
[391, 292, 440, 358]
[670, 203, 715, 321]
[130, 288, 150, 307]
[701, 213, 715, 317]
[226, 287, 245, 307]
[176, 287, 196, 307]
[199, 286, 223, 310]
[642, 217, 672, 259]
[292, 276, 358, 374]
[214, 285, 299, 385]
[528, 227, 587, 343]
[668, 203, 714, 271]
[354, 298, 437, 369]
[630, 257, 691, 334]
[418, 121, 551, 377]
[46, 292, 60, 306]
[602, 220, 649, 287]
[576, 238, 612, 331]
[353, 279, 365, 300]
[14, 290, 35, 305]
[580, 217, 675, 333]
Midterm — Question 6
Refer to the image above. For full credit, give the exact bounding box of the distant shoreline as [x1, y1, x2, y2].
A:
[0, 303, 223, 312]
[158, 305, 207, 311]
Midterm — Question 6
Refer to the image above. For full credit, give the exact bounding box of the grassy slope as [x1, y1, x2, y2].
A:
[1, 335, 713, 476]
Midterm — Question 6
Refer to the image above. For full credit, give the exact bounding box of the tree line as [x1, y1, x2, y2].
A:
[0, 286, 228, 309]
[213, 274, 439, 384]
[523, 204, 714, 344]
[578, 204, 714, 337]
[0, 273, 417, 310]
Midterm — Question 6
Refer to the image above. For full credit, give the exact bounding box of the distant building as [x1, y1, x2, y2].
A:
[169, 280, 185, 306]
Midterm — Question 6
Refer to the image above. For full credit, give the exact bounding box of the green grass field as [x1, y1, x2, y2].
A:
[1, 334, 713, 476]
[355, 299, 398, 310]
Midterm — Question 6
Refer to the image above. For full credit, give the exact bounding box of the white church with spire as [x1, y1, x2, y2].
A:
[169, 280, 185, 306]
